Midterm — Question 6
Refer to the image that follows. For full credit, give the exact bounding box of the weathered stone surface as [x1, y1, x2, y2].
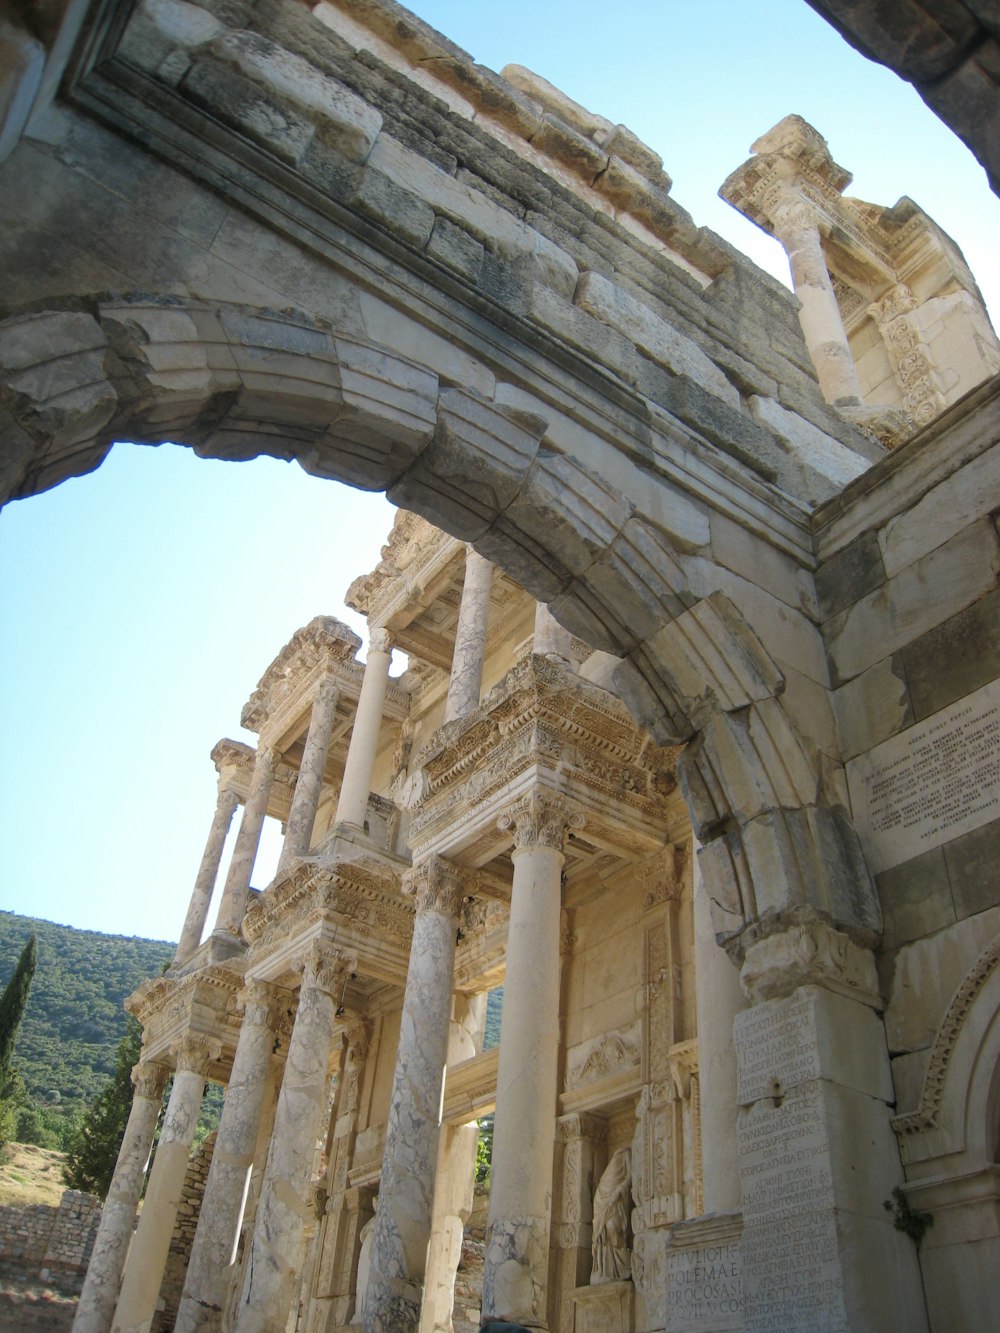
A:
[826, 519, 1000, 683]
[832, 653, 913, 760]
[900, 586, 1000, 721]
[815, 527, 885, 622]
[876, 846, 956, 950]
[944, 817, 1000, 920]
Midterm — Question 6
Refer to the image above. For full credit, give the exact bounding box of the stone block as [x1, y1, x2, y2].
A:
[811, 0, 979, 83]
[878, 440, 1000, 577]
[574, 270, 740, 410]
[182, 59, 316, 165]
[831, 654, 912, 762]
[0, 17, 45, 168]
[347, 165, 435, 247]
[900, 587, 1000, 721]
[815, 527, 885, 623]
[748, 394, 871, 499]
[710, 509, 818, 619]
[358, 293, 495, 399]
[826, 519, 1000, 684]
[876, 846, 956, 950]
[425, 216, 483, 282]
[883, 903, 1000, 1054]
[944, 817, 1000, 921]
[389, 388, 546, 543]
[922, 44, 1000, 191]
[550, 517, 693, 655]
[209, 30, 382, 161]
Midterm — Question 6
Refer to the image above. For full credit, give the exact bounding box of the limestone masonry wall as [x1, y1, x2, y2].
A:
[0, 1188, 102, 1283]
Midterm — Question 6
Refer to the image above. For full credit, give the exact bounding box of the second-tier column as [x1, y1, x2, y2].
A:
[111, 1037, 217, 1333]
[214, 746, 278, 938]
[482, 793, 581, 1329]
[443, 547, 493, 724]
[235, 945, 353, 1333]
[276, 672, 338, 877]
[175, 979, 279, 1333]
[363, 856, 469, 1333]
[175, 784, 240, 964]
[72, 1061, 166, 1333]
[335, 629, 393, 831]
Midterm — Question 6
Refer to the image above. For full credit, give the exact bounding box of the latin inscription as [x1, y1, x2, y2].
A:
[738, 1085, 846, 1331]
[846, 677, 1000, 874]
[666, 1240, 743, 1329]
[735, 992, 819, 1106]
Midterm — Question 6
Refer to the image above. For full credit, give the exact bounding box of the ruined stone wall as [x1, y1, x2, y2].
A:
[0, 1189, 102, 1283]
[815, 374, 1000, 1332]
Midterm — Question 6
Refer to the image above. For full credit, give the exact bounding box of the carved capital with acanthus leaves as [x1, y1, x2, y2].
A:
[402, 853, 475, 919]
[172, 1034, 222, 1077]
[237, 978, 279, 1030]
[368, 626, 394, 656]
[300, 942, 356, 999]
[498, 791, 584, 852]
[131, 1060, 168, 1101]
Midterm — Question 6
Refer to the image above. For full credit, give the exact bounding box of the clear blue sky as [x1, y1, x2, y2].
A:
[1, 0, 997, 942]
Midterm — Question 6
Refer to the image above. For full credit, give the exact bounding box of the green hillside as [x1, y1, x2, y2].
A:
[0, 912, 174, 1112]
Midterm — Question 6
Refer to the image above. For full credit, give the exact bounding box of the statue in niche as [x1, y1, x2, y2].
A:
[590, 1146, 633, 1284]
[350, 1208, 377, 1324]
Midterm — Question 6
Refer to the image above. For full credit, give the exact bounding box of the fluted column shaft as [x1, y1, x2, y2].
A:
[363, 858, 469, 1333]
[770, 192, 862, 405]
[277, 673, 338, 877]
[335, 629, 393, 830]
[72, 1063, 166, 1333]
[175, 786, 240, 964]
[175, 982, 278, 1333]
[215, 747, 277, 936]
[235, 946, 353, 1333]
[482, 794, 581, 1329]
[533, 602, 573, 661]
[111, 1039, 216, 1333]
[444, 548, 494, 724]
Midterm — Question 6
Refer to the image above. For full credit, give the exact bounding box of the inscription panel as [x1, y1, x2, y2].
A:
[665, 1240, 743, 1331]
[738, 1085, 846, 1332]
[734, 992, 819, 1106]
[846, 677, 1000, 874]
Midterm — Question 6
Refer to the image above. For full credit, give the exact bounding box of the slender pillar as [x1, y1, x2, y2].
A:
[175, 785, 241, 964]
[72, 1062, 167, 1333]
[532, 602, 573, 662]
[482, 793, 582, 1329]
[419, 991, 487, 1333]
[444, 548, 494, 724]
[175, 981, 279, 1333]
[769, 191, 863, 405]
[215, 746, 278, 936]
[692, 847, 745, 1213]
[335, 629, 393, 830]
[235, 944, 353, 1333]
[111, 1037, 217, 1333]
[276, 673, 338, 877]
[363, 856, 470, 1333]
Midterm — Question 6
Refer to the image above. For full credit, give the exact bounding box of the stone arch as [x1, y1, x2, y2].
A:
[895, 933, 1000, 1172]
[0, 295, 880, 966]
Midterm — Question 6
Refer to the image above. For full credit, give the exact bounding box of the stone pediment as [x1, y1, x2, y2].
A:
[241, 616, 362, 732]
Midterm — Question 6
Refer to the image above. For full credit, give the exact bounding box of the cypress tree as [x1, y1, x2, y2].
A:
[0, 933, 37, 1092]
[63, 1015, 145, 1197]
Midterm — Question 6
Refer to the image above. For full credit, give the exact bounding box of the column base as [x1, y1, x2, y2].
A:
[482, 1214, 550, 1329]
[572, 1280, 633, 1333]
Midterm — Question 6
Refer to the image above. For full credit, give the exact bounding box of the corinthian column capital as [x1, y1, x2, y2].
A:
[498, 792, 584, 852]
[172, 1034, 221, 1078]
[402, 853, 475, 919]
[131, 1060, 168, 1102]
[302, 942, 356, 999]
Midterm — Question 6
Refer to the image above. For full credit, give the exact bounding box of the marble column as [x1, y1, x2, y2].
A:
[111, 1037, 217, 1333]
[692, 849, 745, 1213]
[175, 981, 279, 1333]
[769, 191, 863, 406]
[235, 945, 353, 1333]
[420, 992, 487, 1333]
[335, 629, 393, 831]
[276, 673, 338, 877]
[72, 1062, 167, 1333]
[363, 856, 470, 1333]
[482, 793, 582, 1329]
[175, 785, 241, 964]
[215, 746, 278, 937]
[443, 548, 494, 724]
[532, 602, 573, 663]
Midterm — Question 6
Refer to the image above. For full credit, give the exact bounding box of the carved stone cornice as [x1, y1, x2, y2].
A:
[346, 514, 454, 626]
[172, 1033, 222, 1076]
[402, 854, 476, 918]
[241, 616, 361, 732]
[131, 1061, 168, 1101]
[498, 792, 584, 852]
